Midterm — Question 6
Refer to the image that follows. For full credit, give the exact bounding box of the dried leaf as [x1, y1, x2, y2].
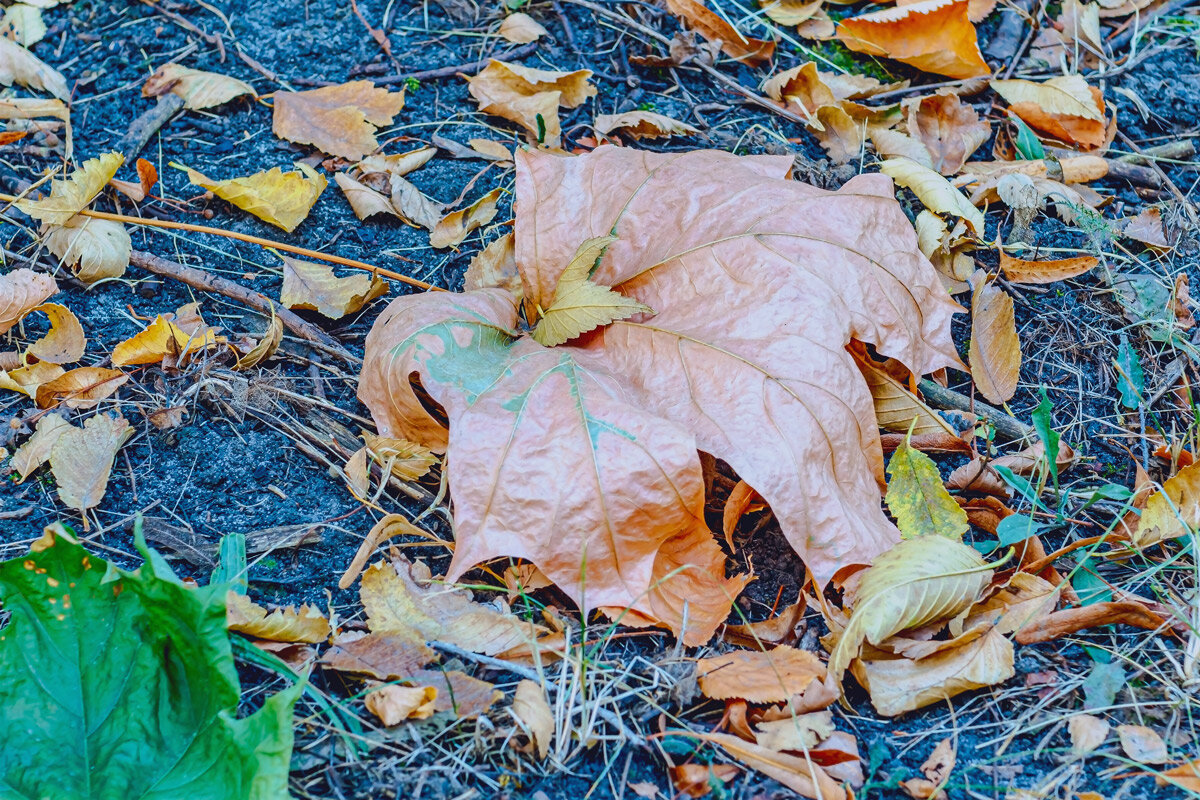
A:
[184, 164, 327, 233]
[722, 480, 759, 549]
[512, 679, 554, 759]
[1156, 760, 1200, 792]
[880, 157, 985, 235]
[1000, 252, 1098, 284]
[760, 0, 824, 26]
[34, 366, 127, 410]
[362, 431, 436, 481]
[0, 95, 70, 158]
[321, 632, 435, 680]
[1118, 725, 1168, 764]
[905, 90, 990, 175]
[42, 216, 131, 284]
[722, 595, 805, 648]
[0, 360, 62, 397]
[279, 255, 387, 319]
[498, 12, 548, 43]
[672, 764, 740, 798]
[111, 315, 219, 367]
[334, 172, 395, 220]
[665, 0, 775, 65]
[1014, 600, 1169, 644]
[697, 646, 826, 703]
[0, 36, 67, 99]
[1, 4, 47, 47]
[365, 684, 437, 725]
[885, 436, 970, 539]
[0, 267, 56, 334]
[531, 236, 652, 346]
[359, 147, 436, 178]
[226, 591, 331, 643]
[48, 414, 132, 518]
[502, 562, 553, 601]
[9, 411, 68, 480]
[754, 709, 835, 752]
[1123, 207, 1169, 249]
[852, 347, 969, 444]
[137, 158, 157, 196]
[594, 110, 700, 140]
[467, 138, 512, 161]
[143, 63, 255, 110]
[24, 302, 84, 364]
[1136, 461, 1200, 548]
[464, 232, 521, 298]
[968, 271, 1021, 404]
[388, 173, 443, 230]
[408, 668, 502, 718]
[836, 0, 990, 80]
[17, 152, 123, 225]
[1069, 713, 1110, 755]
[900, 737, 955, 798]
[271, 81, 405, 160]
[232, 312, 283, 371]
[429, 188, 501, 249]
[990, 75, 1103, 121]
[701, 731, 847, 800]
[467, 60, 596, 148]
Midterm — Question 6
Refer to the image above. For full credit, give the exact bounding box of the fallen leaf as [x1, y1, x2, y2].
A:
[968, 271, 1021, 404]
[271, 81, 406, 160]
[467, 138, 512, 161]
[1135, 461, 1200, 548]
[697, 646, 826, 703]
[1123, 207, 1169, 250]
[1118, 725, 1168, 765]
[9, 411, 69, 479]
[852, 347, 970, 446]
[531, 236, 652, 346]
[467, 60, 596, 148]
[1, 4, 47, 47]
[279, 255, 387, 319]
[722, 480, 760, 549]
[1014, 600, 1169, 644]
[0, 35, 67, 99]
[111, 315, 219, 367]
[334, 172, 395, 220]
[900, 737, 955, 798]
[358, 146, 437, 178]
[760, 0, 824, 26]
[594, 110, 700, 140]
[905, 90, 990, 175]
[362, 431, 437, 481]
[0, 267, 56, 334]
[0, 360, 62, 397]
[142, 63, 256, 109]
[880, 157, 985, 235]
[364, 684, 437, 725]
[429, 187, 502, 249]
[1069, 713, 1110, 756]
[17, 152, 123, 225]
[42, 216, 131, 283]
[498, 12, 548, 43]
[664, 0, 775, 65]
[321, 632, 435, 680]
[671, 763, 740, 798]
[34, 366, 127, 410]
[1000, 252, 1098, 284]
[700, 731, 847, 800]
[836, 0, 990, 80]
[225, 591, 330, 643]
[0, 95, 71, 158]
[754, 709, 835, 752]
[388, 173, 443, 230]
[722, 595, 805, 648]
[1156, 760, 1200, 792]
[992, 76, 1106, 149]
[885, 435, 970, 539]
[24, 302, 84, 364]
[184, 163, 327, 233]
[232, 312, 283, 371]
[512, 679, 554, 759]
[48, 414, 133, 519]
[408, 668, 502, 719]
[502, 562, 553, 601]
[464, 232, 521, 298]
[136, 158, 157, 195]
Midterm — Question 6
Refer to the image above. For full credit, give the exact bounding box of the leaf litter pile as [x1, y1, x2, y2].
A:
[1, 0, 1200, 798]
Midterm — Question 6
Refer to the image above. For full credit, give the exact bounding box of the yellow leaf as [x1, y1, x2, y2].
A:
[467, 60, 596, 148]
[357, 146, 436, 178]
[852, 347, 967, 443]
[885, 436, 969, 539]
[142, 63, 256, 110]
[10, 411, 69, 480]
[24, 302, 84, 364]
[1134, 461, 1200, 548]
[279, 255, 387, 319]
[968, 270, 1021, 404]
[184, 163, 327, 233]
[0, 35, 66, 99]
[34, 366, 127, 410]
[364, 684, 437, 725]
[696, 646, 827, 703]
[827, 535, 992, 683]
[531, 236, 651, 346]
[42, 216, 130, 284]
[0, 267, 57, 334]
[990, 75, 1103, 121]
[498, 12, 548, 43]
[512, 679, 554, 759]
[111, 315, 219, 367]
[225, 590, 331, 643]
[880, 157, 985, 235]
[271, 81, 405, 160]
[1, 4, 47, 47]
[429, 188, 501, 249]
[17, 152, 123, 225]
[0, 359, 62, 397]
[232, 311, 283, 371]
[48, 413, 132, 518]
[836, 0, 990, 79]
[333, 172, 395, 221]
[594, 110, 700, 140]
[361, 431, 437, 481]
[760, 0, 824, 26]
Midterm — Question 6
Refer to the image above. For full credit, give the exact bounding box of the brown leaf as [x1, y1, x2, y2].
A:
[1123, 207, 1170, 250]
[271, 81, 406, 160]
[1014, 600, 1169, 644]
[408, 668, 502, 719]
[721, 480, 760, 550]
[467, 60, 596, 148]
[43, 216, 131, 284]
[946, 458, 1011, 498]
[0, 360, 63, 398]
[34, 366, 127, 410]
[512, 679, 555, 759]
[852, 346, 970, 444]
[697, 646, 826, 703]
[498, 12, 548, 43]
[333, 172, 396, 221]
[1000, 252, 1099, 284]
[225, 590, 331, 643]
[836, 0, 990, 80]
[699, 731, 847, 800]
[664, 0, 775, 65]
[321, 632, 436, 680]
[0, 268, 57, 335]
[24, 302, 84, 364]
[753, 709, 835, 752]
[900, 737, 955, 799]
[364, 684, 437, 725]
[464, 232, 521, 298]
[143, 63, 256, 110]
[1156, 759, 1200, 792]
[137, 158, 158, 196]
[232, 311, 283, 371]
[1118, 725, 1168, 765]
[594, 110, 700, 140]
[429, 188, 501, 249]
[968, 271, 1021, 404]
[279, 255, 387, 319]
[992, 76, 1106, 149]
[904, 90, 990, 175]
[48, 413, 132, 519]
[671, 764, 739, 798]
[722, 595, 805, 648]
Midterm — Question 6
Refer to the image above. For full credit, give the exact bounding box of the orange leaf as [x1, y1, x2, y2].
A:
[671, 763, 740, 797]
[136, 158, 158, 196]
[664, 0, 775, 65]
[271, 81, 405, 160]
[1014, 600, 1169, 644]
[34, 366, 127, 410]
[968, 271, 1021, 404]
[836, 0, 990, 80]
[1000, 252, 1098, 284]
[696, 646, 826, 703]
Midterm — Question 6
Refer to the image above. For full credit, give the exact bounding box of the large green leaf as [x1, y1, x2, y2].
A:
[0, 526, 299, 800]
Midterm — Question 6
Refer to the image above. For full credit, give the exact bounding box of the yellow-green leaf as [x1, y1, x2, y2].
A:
[16, 152, 123, 225]
[183, 163, 326, 233]
[885, 437, 969, 539]
[531, 236, 651, 346]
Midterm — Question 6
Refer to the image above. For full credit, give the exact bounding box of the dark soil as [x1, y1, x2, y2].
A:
[2, 0, 1200, 798]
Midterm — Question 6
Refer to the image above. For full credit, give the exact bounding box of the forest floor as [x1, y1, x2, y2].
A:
[2, 0, 1200, 799]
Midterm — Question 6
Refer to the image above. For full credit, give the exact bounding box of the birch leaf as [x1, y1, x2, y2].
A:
[143, 63, 256, 109]
[968, 270, 1021, 404]
[43, 216, 131, 283]
[531, 236, 652, 346]
[271, 81, 406, 160]
[10, 411, 69, 480]
[17, 152, 123, 225]
[232, 312, 283, 371]
[34, 366, 127, 410]
[0, 267, 57, 334]
[49, 414, 133, 517]
[279, 255, 387, 319]
[0, 35, 67, 99]
[885, 436, 970, 539]
[184, 164, 327, 233]
[0, 360, 62, 397]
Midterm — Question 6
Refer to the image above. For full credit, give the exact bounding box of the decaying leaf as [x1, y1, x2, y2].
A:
[143, 63, 256, 109]
[664, 0, 775, 65]
[512, 679, 555, 759]
[464, 232, 521, 298]
[968, 271, 1021, 404]
[0, 35, 67, 99]
[271, 81, 406, 160]
[429, 188, 501, 249]
[700, 732, 847, 800]
[1069, 713, 1110, 756]
[409, 668, 502, 719]
[753, 709, 835, 752]
[697, 646, 826, 703]
[34, 366, 127, 410]
[232, 312, 283, 371]
[880, 157, 985, 235]
[42, 215, 131, 284]
[1134, 460, 1200, 549]
[184, 164, 327, 233]
[0, 95, 71, 159]
[334, 172, 396, 221]
[852, 347, 970, 448]
[389, 173, 443, 230]
[359, 147, 962, 638]
[594, 110, 700, 140]
[9, 411, 69, 479]
[672, 763, 740, 798]
[0, 267, 57, 334]
[836, 0, 990, 80]
[111, 315, 219, 367]
[900, 738, 955, 799]
[1118, 725, 1168, 765]
[24, 302, 84, 364]
[885, 436, 970, 539]
[362, 431, 436, 481]
[48, 414, 133, 519]
[279, 255, 387, 319]
[364, 684, 437, 725]
[226, 591, 331, 643]
[1156, 760, 1200, 792]
[722, 595, 805, 648]
[17, 152, 123, 226]
[991, 75, 1106, 149]
[905, 90, 990, 175]
[321, 631, 435, 681]
[467, 60, 596, 149]
[1, 4, 47, 47]
[1000, 252, 1098, 284]
[0, 359, 62, 397]
[498, 12, 548, 43]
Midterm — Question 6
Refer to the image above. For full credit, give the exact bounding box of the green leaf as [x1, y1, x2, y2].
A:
[884, 437, 968, 540]
[0, 526, 300, 800]
[1031, 388, 1061, 487]
[993, 464, 1048, 511]
[214, 532, 248, 594]
[1071, 560, 1113, 606]
[995, 513, 1048, 546]
[1115, 336, 1144, 409]
[1081, 660, 1124, 709]
[1009, 113, 1045, 160]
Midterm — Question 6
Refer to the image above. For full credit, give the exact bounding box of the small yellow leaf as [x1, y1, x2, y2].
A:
[429, 188, 501, 249]
[0, 359, 62, 397]
[0, 267, 57, 334]
[1134, 461, 1200, 549]
[364, 684, 438, 725]
[184, 163, 327, 233]
[968, 271, 1021, 404]
[885, 436, 969, 539]
[111, 315, 219, 367]
[512, 679, 554, 759]
[0, 35, 67, 99]
[10, 411, 69, 480]
[232, 311, 283, 371]
[531, 236, 651, 346]
[24, 302, 85, 364]
[34, 366, 127, 410]
[42, 216, 131, 284]
[225, 590, 331, 643]
[279, 255, 388, 319]
[880, 156, 985, 235]
[467, 60, 596, 148]
[17, 152, 123, 225]
[143, 63, 256, 110]
[48, 413, 132, 518]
